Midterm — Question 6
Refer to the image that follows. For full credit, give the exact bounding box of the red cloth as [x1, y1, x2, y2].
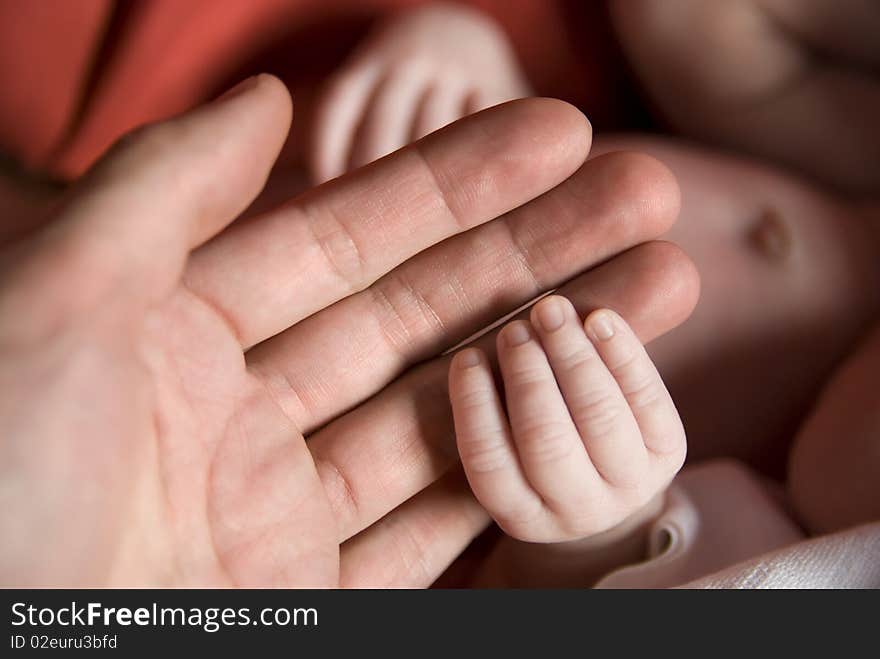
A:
[0, 0, 635, 181]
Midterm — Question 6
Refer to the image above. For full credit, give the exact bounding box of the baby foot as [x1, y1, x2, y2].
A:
[310, 3, 531, 183]
[448, 295, 686, 543]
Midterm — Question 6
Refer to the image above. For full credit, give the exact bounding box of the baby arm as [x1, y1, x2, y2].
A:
[448, 296, 687, 587]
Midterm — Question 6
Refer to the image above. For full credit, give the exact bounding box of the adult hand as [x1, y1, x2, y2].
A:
[0, 75, 697, 586]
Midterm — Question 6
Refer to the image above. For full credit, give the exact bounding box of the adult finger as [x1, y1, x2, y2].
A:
[310, 241, 700, 541]
[338, 468, 488, 588]
[185, 98, 592, 349]
[248, 152, 678, 434]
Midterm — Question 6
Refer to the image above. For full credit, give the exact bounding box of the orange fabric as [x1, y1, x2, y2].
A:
[0, 0, 627, 181]
[0, 0, 110, 170]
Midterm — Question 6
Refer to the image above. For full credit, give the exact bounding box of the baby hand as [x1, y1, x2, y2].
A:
[310, 3, 531, 183]
[449, 296, 686, 543]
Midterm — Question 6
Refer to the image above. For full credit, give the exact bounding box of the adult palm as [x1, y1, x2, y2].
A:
[0, 76, 697, 586]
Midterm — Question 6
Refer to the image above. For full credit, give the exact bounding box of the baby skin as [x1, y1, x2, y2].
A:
[309, 3, 530, 183]
[448, 296, 686, 588]
[610, 0, 880, 194]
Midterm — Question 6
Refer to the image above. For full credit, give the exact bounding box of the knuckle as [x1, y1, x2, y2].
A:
[658, 428, 688, 471]
[305, 206, 367, 295]
[492, 502, 546, 540]
[605, 341, 640, 373]
[614, 479, 652, 508]
[610, 454, 651, 492]
[556, 348, 600, 377]
[371, 270, 445, 357]
[459, 435, 514, 475]
[505, 366, 552, 390]
[538, 491, 607, 540]
[646, 416, 688, 465]
[623, 375, 666, 411]
[411, 141, 467, 231]
[557, 512, 603, 540]
[315, 458, 360, 523]
[515, 421, 576, 464]
[452, 385, 495, 412]
[570, 392, 625, 438]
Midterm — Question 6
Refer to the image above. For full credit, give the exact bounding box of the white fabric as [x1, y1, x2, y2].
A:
[596, 460, 807, 588]
[681, 521, 880, 588]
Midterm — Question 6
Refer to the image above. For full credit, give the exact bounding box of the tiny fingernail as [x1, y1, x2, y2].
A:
[457, 349, 482, 368]
[536, 297, 566, 332]
[588, 311, 615, 341]
[505, 322, 532, 347]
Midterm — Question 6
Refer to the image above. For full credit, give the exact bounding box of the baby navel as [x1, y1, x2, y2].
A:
[748, 208, 792, 263]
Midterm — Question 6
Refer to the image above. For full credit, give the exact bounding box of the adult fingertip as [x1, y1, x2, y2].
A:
[415, 97, 594, 225]
[588, 151, 682, 239]
[631, 240, 701, 340]
[503, 97, 593, 167]
[657, 240, 701, 323]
